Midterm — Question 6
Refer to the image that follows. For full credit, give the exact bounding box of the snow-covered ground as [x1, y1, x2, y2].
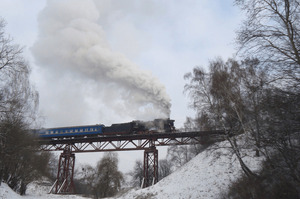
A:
[0, 181, 90, 199]
[0, 137, 263, 199]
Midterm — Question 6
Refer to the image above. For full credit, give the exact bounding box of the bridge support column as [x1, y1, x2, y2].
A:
[54, 145, 75, 194]
[143, 146, 158, 188]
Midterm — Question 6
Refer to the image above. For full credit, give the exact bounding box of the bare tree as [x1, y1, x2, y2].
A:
[184, 58, 262, 178]
[185, 56, 300, 195]
[0, 116, 51, 195]
[129, 160, 144, 187]
[235, 0, 300, 89]
[221, 88, 300, 198]
[77, 164, 97, 196]
[167, 145, 193, 170]
[93, 152, 123, 198]
[261, 88, 300, 183]
[0, 19, 38, 122]
[233, 0, 300, 186]
[158, 159, 172, 181]
[0, 18, 43, 195]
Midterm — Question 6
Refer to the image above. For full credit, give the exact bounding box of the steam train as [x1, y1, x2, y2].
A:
[34, 119, 175, 138]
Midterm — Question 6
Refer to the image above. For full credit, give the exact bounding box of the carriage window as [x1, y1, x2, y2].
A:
[50, 131, 53, 134]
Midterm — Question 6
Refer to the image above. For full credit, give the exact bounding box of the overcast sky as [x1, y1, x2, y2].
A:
[0, 0, 243, 172]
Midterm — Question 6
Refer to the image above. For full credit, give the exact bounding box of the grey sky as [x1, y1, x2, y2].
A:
[0, 0, 243, 172]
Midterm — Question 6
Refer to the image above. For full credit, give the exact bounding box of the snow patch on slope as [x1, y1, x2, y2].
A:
[0, 183, 21, 199]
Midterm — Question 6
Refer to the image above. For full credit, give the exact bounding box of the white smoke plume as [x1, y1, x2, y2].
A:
[32, 0, 171, 126]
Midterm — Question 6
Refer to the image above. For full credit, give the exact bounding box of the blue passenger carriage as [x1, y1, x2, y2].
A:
[35, 124, 104, 138]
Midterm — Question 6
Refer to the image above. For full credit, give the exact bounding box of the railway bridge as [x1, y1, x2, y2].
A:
[38, 130, 226, 194]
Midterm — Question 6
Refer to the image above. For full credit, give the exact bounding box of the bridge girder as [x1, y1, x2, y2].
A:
[39, 131, 225, 152]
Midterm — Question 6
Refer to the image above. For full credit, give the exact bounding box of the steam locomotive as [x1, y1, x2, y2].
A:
[34, 119, 175, 138]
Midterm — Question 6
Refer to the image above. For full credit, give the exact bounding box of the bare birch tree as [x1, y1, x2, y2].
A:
[235, 0, 300, 89]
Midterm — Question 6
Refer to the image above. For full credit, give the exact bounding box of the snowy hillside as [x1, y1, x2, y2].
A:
[113, 138, 263, 199]
[0, 137, 263, 199]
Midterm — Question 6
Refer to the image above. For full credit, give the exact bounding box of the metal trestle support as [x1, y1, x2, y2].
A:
[54, 145, 75, 194]
[143, 146, 158, 188]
